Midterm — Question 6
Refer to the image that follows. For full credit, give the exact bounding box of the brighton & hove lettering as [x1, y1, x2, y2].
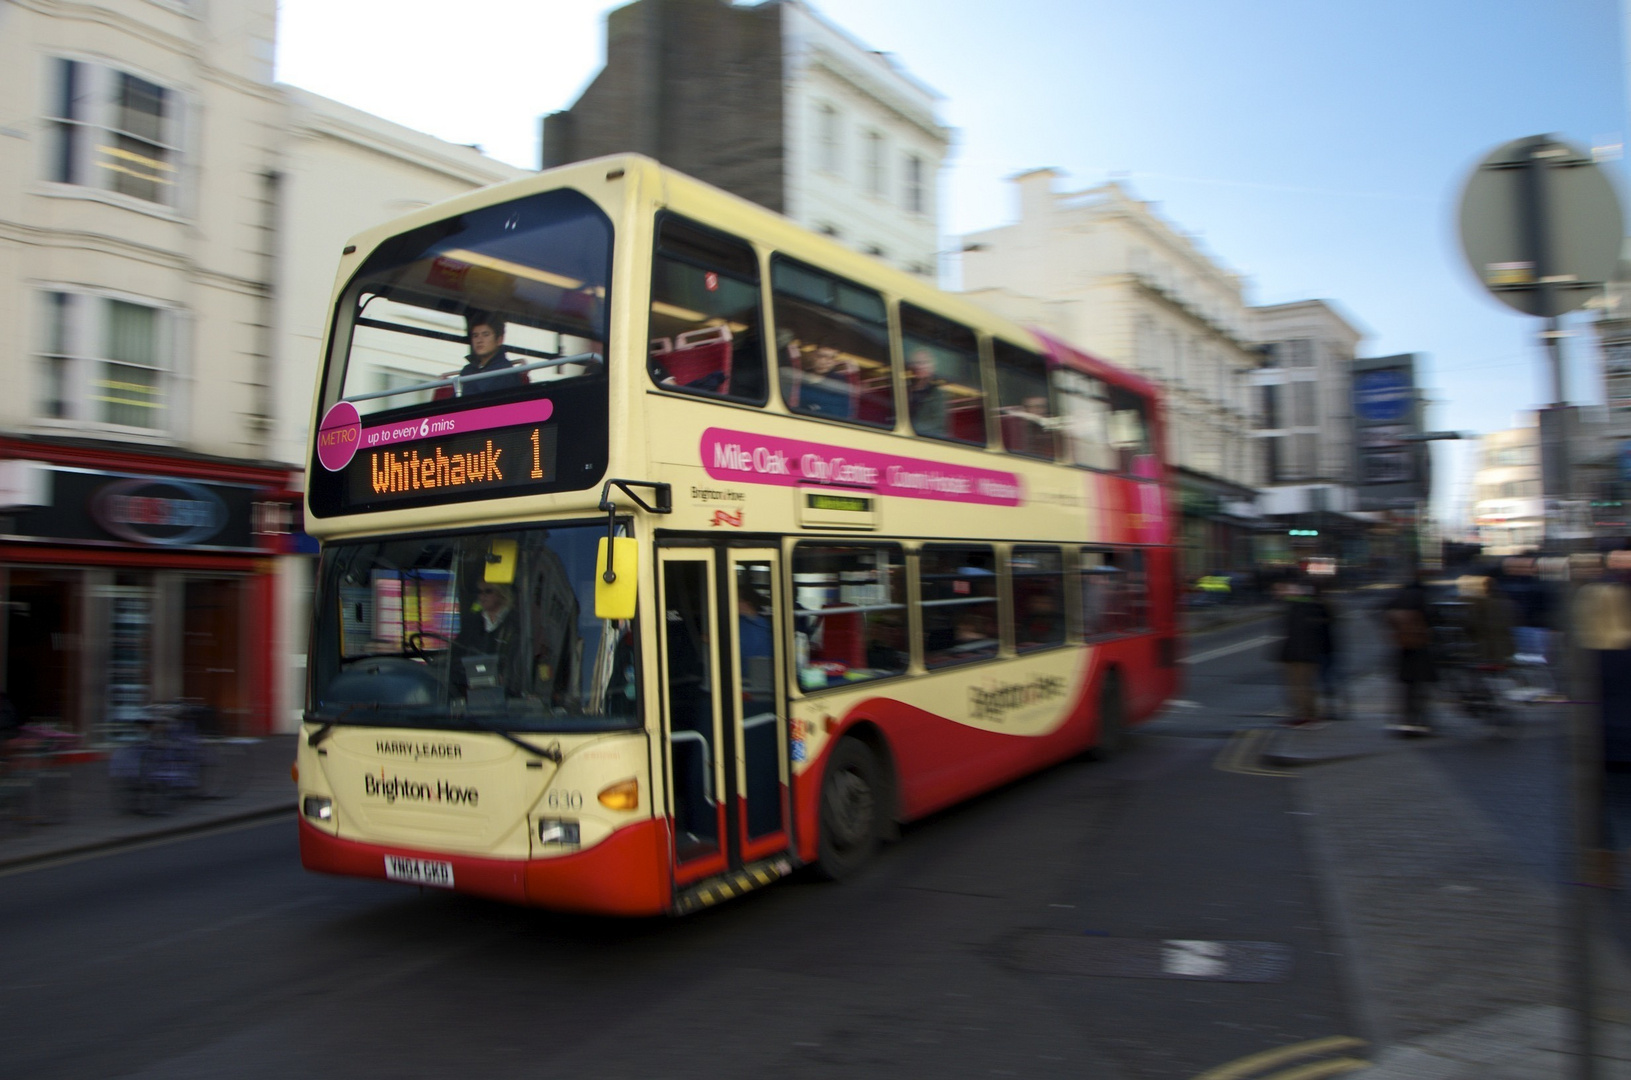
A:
[364, 771, 479, 807]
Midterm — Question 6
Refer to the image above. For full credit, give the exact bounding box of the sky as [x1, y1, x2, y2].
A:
[275, 0, 1627, 526]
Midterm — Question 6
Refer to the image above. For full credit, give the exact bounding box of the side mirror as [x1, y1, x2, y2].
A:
[485, 538, 517, 584]
[595, 537, 638, 620]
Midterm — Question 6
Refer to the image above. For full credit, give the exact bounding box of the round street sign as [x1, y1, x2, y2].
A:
[1457, 135, 1623, 318]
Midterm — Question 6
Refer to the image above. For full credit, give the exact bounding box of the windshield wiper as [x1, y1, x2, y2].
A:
[456, 716, 563, 763]
[306, 702, 382, 747]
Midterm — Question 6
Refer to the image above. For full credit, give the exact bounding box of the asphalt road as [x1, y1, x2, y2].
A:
[1, 614, 1359, 1080]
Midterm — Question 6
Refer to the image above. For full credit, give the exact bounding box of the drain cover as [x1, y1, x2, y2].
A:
[1013, 933, 1293, 983]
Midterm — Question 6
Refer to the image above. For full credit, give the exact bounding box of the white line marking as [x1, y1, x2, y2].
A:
[1183, 634, 1280, 666]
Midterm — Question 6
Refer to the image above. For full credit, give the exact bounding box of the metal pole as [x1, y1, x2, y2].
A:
[1522, 135, 1598, 1080]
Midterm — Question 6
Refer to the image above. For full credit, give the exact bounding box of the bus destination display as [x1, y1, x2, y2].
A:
[347, 423, 558, 505]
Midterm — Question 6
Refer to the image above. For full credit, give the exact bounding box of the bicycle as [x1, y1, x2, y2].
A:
[109, 701, 220, 815]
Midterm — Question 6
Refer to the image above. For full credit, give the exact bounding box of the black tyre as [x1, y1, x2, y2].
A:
[1087, 671, 1125, 760]
[815, 737, 883, 881]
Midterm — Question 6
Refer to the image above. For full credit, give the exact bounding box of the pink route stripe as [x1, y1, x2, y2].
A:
[359, 398, 555, 450]
[701, 427, 1023, 507]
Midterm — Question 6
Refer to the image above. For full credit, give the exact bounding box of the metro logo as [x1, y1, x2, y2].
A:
[364, 770, 479, 807]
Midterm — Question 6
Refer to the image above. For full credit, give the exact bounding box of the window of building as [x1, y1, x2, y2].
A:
[817, 103, 841, 174]
[772, 257, 893, 426]
[1294, 432, 1319, 478]
[1012, 547, 1066, 651]
[647, 214, 767, 404]
[995, 339, 1056, 460]
[904, 153, 925, 215]
[1079, 548, 1147, 637]
[1258, 383, 1281, 430]
[901, 303, 984, 445]
[792, 544, 907, 691]
[1286, 338, 1314, 367]
[48, 59, 181, 206]
[864, 130, 885, 197]
[37, 290, 175, 431]
[920, 545, 999, 668]
[1263, 435, 1284, 482]
[1292, 379, 1316, 427]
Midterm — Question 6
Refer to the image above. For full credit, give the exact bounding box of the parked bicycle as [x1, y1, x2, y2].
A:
[0, 723, 77, 836]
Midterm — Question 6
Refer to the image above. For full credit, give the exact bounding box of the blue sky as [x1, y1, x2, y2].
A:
[276, 0, 1626, 523]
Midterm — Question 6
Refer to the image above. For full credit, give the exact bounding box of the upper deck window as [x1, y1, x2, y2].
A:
[772, 257, 894, 428]
[1053, 367, 1157, 478]
[647, 214, 766, 404]
[308, 189, 612, 517]
[994, 339, 1056, 460]
[901, 303, 985, 446]
[323, 188, 612, 422]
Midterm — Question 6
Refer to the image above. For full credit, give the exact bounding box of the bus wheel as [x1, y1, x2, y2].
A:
[1088, 672, 1125, 760]
[816, 737, 882, 881]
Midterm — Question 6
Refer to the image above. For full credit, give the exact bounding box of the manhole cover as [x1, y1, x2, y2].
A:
[1013, 933, 1293, 983]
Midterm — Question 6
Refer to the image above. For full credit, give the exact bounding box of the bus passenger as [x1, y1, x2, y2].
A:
[460, 313, 528, 395]
[796, 346, 856, 419]
[908, 348, 947, 436]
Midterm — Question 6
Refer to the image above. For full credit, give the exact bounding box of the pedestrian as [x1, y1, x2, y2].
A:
[1277, 579, 1325, 729]
[1312, 579, 1343, 720]
[1384, 571, 1437, 735]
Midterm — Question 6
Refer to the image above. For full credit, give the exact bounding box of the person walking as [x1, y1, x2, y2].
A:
[1385, 572, 1437, 735]
[1278, 580, 1325, 729]
[1312, 580, 1343, 720]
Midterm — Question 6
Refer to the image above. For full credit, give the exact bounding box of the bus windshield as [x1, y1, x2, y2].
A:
[323, 188, 613, 420]
[308, 522, 638, 733]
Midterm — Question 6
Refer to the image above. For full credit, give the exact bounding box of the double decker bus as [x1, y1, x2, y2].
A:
[296, 155, 1177, 916]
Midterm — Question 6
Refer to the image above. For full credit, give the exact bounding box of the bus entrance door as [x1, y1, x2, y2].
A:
[658, 545, 791, 894]
[725, 549, 790, 866]
[657, 549, 727, 886]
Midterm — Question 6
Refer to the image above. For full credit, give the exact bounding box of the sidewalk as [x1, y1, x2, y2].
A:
[1182, 599, 1278, 635]
[0, 735, 296, 871]
[1254, 673, 1631, 1078]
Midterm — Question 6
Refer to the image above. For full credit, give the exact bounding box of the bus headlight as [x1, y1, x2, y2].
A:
[538, 819, 580, 846]
[597, 778, 639, 811]
[302, 796, 333, 822]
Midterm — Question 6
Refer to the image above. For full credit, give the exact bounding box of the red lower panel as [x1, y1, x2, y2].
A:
[298, 816, 674, 916]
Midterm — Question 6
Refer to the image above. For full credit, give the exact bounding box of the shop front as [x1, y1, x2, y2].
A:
[0, 439, 298, 738]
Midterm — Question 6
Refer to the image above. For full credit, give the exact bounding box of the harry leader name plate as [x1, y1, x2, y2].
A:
[347, 423, 558, 504]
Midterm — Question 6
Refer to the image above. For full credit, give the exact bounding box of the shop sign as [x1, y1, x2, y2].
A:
[1, 467, 266, 552]
[91, 478, 227, 546]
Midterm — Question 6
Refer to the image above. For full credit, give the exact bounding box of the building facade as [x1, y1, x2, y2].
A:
[541, 0, 950, 278]
[0, 0, 523, 736]
[958, 170, 1262, 577]
[1248, 300, 1369, 567]
[1472, 421, 1544, 555]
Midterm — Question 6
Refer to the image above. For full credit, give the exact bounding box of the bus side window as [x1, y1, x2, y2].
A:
[791, 543, 907, 691]
[902, 303, 985, 446]
[771, 257, 893, 427]
[920, 545, 999, 668]
[1012, 546, 1066, 651]
[1079, 548, 1149, 637]
[1053, 368, 1113, 470]
[1107, 385, 1155, 477]
[647, 214, 767, 404]
[995, 340, 1056, 460]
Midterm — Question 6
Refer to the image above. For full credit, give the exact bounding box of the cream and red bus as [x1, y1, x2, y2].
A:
[296, 155, 1177, 915]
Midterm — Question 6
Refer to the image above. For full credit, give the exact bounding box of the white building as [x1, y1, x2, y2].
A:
[1472, 421, 1544, 554]
[0, 0, 523, 736]
[958, 170, 1262, 574]
[541, 0, 951, 278]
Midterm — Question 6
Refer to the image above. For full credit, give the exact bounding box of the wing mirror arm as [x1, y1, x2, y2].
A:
[596, 479, 672, 584]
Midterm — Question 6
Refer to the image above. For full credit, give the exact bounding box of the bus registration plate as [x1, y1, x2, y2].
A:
[384, 855, 455, 889]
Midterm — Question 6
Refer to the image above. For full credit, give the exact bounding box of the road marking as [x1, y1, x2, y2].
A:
[1212, 729, 1290, 777]
[1191, 1035, 1368, 1080]
[1184, 635, 1280, 666]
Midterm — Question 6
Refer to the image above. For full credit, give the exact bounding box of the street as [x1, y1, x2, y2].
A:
[0, 597, 1596, 1079]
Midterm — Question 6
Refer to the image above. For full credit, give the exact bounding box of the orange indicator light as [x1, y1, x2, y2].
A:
[598, 778, 639, 811]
